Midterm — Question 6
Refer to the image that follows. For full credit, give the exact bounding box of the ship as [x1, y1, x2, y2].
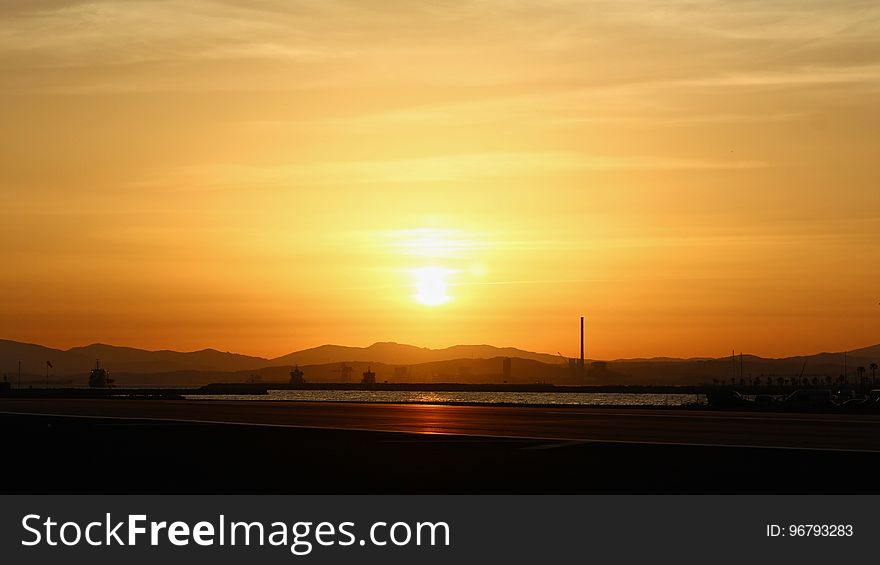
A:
[289, 365, 305, 385]
[361, 366, 376, 384]
[88, 360, 114, 388]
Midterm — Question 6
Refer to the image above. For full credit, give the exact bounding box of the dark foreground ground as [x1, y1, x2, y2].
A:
[3, 410, 880, 494]
[5, 398, 880, 450]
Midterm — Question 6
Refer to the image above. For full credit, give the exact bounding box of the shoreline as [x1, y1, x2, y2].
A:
[0, 381, 852, 397]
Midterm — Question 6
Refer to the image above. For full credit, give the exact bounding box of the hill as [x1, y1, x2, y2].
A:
[0, 339, 561, 381]
[2, 338, 878, 387]
[68, 344, 268, 373]
[269, 342, 560, 366]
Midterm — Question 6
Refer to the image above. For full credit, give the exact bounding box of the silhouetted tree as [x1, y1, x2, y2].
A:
[857, 366, 866, 385]
[825, 375, 832, 387]
[777, 377, 785, 387]
[871, 363, 878, 385]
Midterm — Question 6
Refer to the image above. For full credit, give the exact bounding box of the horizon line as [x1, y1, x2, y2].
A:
[2, 337, 878, 364]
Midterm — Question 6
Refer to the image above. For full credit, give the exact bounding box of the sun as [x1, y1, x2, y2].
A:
[383, 226, 484, 307]
[411, 267, 453, 306]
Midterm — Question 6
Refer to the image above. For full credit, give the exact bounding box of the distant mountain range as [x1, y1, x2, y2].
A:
[271, 342, 560, 366]
[0, 340, 559, 377]
[1, 339, 878, 387]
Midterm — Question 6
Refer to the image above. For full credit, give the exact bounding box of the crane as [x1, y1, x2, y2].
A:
[331, 362, 353, 383]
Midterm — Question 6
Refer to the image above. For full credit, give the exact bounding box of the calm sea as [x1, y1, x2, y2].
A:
[186, 390, 707, 406]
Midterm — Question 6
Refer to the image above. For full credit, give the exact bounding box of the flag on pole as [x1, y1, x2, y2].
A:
[46, 361, 53, 368]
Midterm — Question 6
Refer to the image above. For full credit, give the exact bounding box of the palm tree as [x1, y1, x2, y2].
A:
[870, 363, 878, 385]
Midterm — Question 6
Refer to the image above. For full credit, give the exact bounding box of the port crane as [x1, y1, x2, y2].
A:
[332, 362, 353, 383]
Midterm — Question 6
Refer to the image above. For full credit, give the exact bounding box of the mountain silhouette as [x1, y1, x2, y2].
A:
[1, 338, 878, 386]
[68, 343, 267, 373]
[270, 342, 560, 366]
[0, 339, 558, 377]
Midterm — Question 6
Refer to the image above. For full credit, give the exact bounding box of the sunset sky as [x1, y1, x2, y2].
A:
[1, 1, 878, 359]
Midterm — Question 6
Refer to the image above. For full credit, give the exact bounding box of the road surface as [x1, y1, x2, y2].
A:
[2, 398, 879, 451]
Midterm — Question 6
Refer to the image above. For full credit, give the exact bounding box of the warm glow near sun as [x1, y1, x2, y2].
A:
[411, 267, 453, 306]
[390, 227, 473, 258]
[386, 227, 478, 307]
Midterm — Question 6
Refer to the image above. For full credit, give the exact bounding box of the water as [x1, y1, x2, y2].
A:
[186, 389, 707, 407]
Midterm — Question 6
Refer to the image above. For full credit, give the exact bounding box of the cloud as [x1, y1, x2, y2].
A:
[0, 0, 350, 67]
[4, 2, 873, 119]
[671, 64, 880, 89]
[149, 151, 769, 191]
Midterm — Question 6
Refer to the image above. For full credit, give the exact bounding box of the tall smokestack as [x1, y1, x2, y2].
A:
[580, 316, 585, 376]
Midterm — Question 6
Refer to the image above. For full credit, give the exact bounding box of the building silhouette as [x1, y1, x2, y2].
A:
[361, 366, 376, 384]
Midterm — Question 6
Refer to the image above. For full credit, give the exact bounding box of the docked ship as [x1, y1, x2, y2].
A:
[361, 366, 376, 384]
[88, 360, 114, 388]
[289, 365, 305, 385]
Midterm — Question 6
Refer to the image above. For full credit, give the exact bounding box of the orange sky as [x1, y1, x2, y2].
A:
[1, 1, 878, 359]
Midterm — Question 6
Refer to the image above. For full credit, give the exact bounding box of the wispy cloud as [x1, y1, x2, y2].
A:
[0, 0, 351, 67]
[150, 152, 769, 190]
[3, 0, 879, 96]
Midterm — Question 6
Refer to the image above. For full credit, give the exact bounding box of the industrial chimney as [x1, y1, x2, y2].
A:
[579, 316, 585, 378]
